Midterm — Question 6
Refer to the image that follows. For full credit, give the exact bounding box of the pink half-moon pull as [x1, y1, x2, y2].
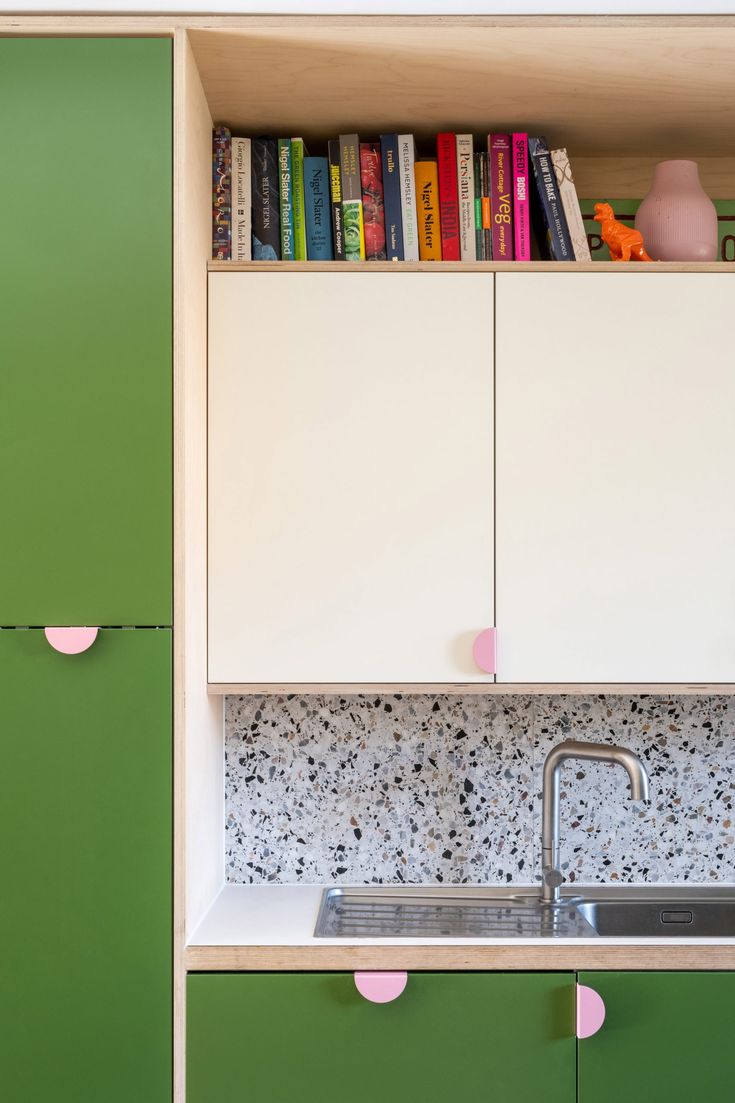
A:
[44, 627, 99, 655]
[354, 971, 408, 1004]
[577, 983, 606, 1039]
[472, 627, 497, 674]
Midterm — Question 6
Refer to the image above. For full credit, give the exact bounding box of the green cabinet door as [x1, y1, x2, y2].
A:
[0, 39, 172, 626]
[0, 628, 171, 1102]
[187, 972, 575, 1102]
[578, 971, 735, 1101]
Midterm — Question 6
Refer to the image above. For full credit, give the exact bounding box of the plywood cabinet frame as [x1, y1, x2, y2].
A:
[168, 23, 732, 1094]
[6, 15, 735, 1103]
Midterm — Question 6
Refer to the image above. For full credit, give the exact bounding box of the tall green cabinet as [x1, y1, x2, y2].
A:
[0, 37, 172, 1102]
[0, 37, 172, 626]
[0, 630, 172, 1101]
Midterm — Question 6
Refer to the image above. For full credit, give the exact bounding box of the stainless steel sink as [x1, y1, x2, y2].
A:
[314, 888, 596, 938]
[314, 887, 735, 939]
[315, 740, 735, 941]
[576, 898, 735, 938]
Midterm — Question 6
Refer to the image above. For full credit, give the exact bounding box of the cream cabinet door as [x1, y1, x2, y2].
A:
[208, 272, 494, 685]
[496, 272, 735, 684]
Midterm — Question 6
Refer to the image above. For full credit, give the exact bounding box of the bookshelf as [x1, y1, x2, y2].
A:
[209, 260, 730, 273]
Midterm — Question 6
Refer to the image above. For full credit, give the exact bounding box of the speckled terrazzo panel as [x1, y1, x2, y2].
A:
[224, 695, 735, 885]
[534, 696, 735, 886]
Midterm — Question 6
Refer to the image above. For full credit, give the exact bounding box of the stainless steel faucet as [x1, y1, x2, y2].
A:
[541, 739, 650, 905]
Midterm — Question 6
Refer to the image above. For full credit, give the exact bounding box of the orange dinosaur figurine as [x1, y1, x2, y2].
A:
[594, 202, 653, 262]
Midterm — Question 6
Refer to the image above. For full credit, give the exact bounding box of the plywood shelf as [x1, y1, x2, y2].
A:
[208, 261, 732, 274]
[188, 20, 735, 159]
[187, 17, 735, 199]
[209, 682, 735, 696]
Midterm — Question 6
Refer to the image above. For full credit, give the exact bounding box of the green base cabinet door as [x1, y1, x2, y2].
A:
[0, 38, 172, 626]
[187, 972, 576, 1102]
[578, 971, 735, 1101]
[0, 629, 171, 1103]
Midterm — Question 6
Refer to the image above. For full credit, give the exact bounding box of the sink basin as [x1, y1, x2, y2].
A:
[314, 888, 596, 938]
[576, 898, 735, 938]
[314, 887, 735, 939]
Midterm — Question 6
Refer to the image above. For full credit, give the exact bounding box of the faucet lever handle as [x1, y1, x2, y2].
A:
[543, 867, 565, 890]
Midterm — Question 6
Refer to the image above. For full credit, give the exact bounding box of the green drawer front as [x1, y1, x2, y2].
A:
[0, 628, 171, 1103]
[578, 971, 735, 1102]
[0, 38, 172, 626]
[187, 972, 576, 1103]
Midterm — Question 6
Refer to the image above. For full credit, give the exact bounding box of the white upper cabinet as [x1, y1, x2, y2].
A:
[208, 271, 494, 685]
[495, 272, 735, 684]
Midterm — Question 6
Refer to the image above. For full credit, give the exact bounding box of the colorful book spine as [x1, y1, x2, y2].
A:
[473, 152, 485, 260]
[303, 156, 333, 261]
[339, 133, 365, 262]
[528, 136, 574, 262]
[414, 160, 442, 261]
[291, 137, 307, 261]
[480, 153, 492, 259]
[251, 137, 281, 261]
[551, 147, 592, 261]
[212, 125, 231, 260]
[398, 134, 419, 261]
[360, 142, 387, 260]
[380, 134, 404, 261]
[512, 132, 530, 262]
[456, 134, 476, 261]
[436, 132, 460, 260]
[328, 140, 345, 260]
[231, 136, 252, 262]
[489, 133, 514, 261]
[278, 137, 294, 260]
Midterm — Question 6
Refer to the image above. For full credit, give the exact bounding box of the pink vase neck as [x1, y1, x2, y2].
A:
[651, 160, 703, 193]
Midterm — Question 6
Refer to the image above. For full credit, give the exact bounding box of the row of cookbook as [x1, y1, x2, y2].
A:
[212, 128, 592, 263]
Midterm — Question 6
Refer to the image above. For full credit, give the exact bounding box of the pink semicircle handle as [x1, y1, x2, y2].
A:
[472, 627, 497, 674]
[44, 627, 99, 655]
[577, 983, 606, 1039]
[354, 971, 408, 1004]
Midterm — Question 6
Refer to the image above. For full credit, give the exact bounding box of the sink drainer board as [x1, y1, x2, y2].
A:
[314, 889, 735, 939]
[314, 890, 597, 939]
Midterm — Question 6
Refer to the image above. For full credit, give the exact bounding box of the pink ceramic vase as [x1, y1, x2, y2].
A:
[635, 160, 718, 261]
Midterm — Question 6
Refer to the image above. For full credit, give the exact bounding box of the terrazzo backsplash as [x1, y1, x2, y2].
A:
[225, 695, 735, 886]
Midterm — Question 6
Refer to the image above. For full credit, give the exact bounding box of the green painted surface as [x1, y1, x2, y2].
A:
[187, 972, 576, 1102]
[0, 628, 171, 1102]
[0, 39, 172, 626]
[579, 971, 735, 1100]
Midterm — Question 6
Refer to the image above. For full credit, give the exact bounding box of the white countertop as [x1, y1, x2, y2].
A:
[189, 883, 735, 948]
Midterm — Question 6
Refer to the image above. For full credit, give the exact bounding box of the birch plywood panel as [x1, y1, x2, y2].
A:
[189, 22, 735, 156]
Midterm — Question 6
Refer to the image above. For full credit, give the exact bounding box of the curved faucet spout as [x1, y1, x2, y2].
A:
[541, 739, 650, 905]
